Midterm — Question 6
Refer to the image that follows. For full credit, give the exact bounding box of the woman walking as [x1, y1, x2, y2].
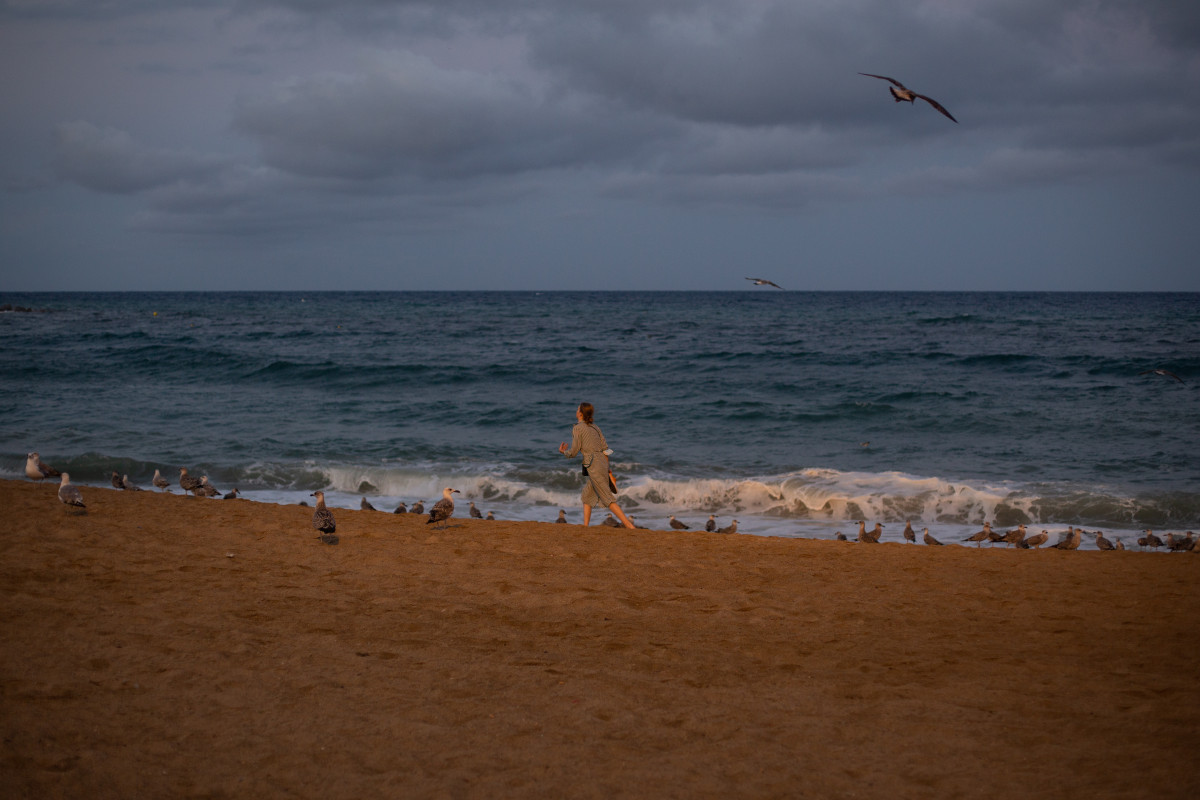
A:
[559, 402, 636, 529]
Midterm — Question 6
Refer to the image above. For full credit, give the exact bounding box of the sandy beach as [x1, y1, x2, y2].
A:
[2, 477, 1197, 799]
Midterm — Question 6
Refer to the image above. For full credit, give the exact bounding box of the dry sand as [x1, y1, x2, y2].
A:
[2, 478, 1198, 799]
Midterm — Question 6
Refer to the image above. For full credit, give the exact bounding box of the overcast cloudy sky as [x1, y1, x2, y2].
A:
[2, 0, 1199, 291]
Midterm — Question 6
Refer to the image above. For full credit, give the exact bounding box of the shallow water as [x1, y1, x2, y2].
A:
[2, 291, 1197, 547]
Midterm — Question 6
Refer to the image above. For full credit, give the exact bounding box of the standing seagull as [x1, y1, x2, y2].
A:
[1094, 531, 1116, 551]
[469, 502, 483, 519]
[997, 524, 1027, 548]
[903, 520, 916, 544]
[26, 452, 60, 482]
[669, 515, 690, 530]
[111, 471, 125, 490]
[361, 497, 377, 511]
[923, 528, 944, 546]
[121, 474, 143, 491]
[310, 491, 338, 544]
[58, 473, 85, 510]
[859, 73, 958, 123]
[179, 467, 203, 497]
[964, 522, 993, 547]
[746, 277, 784, 290]
[555, 509, 567, 524]
[152, 469, 171, 492]
[426, 487, 459, 529]
[393, 502, 407, 514]
[705, 515, 717, 532]
[1019, 530, 1049, 550]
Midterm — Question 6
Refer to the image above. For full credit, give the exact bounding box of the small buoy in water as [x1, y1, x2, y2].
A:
[153, 311, 158, 316]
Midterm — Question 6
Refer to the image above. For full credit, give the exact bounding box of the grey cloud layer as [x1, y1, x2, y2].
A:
[29, 0, 1200, 232]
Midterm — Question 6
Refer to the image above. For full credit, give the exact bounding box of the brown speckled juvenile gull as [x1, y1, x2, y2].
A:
[669, 515, 689, 530]
[717, 519, 739, 534]
[923, 528, 944, 546]
[555, 509, 567, 524]
[903, 521, 916, 544]
[426, 487, 459, 529]
[121, 474, 143, 491]
[469, 502, 483, 519]
[1094, 531, 1116, 551]
[310, 491, 336, 534]
[705, 515, 717, 532]
[57, 473, 85, 509]
[153, 469, 171, 491]
[360, 497, 377, 511]
[964, 522, 993, 547]
[1019, 530, 1049, 550]
[858, 73, 958, 122]
[179, 467, 203, 497]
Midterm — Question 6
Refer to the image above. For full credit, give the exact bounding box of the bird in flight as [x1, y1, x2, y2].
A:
[1138, 368, 1184, 384]
[859, 73, 957, 123]
[746, 277, 784, 290]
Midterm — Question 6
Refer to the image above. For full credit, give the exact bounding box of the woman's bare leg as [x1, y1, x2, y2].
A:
[582, 504, 592, 526]
[609, 503, 635, 529]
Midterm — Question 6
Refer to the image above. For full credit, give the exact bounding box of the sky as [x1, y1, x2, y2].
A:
[2, 0, 1199, 291]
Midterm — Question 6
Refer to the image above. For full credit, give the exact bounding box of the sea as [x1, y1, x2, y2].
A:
[2, 291, 1197, 549]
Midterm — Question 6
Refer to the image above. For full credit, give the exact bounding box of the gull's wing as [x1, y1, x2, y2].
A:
[858, 72, 908, 90]
[915, 94, 957, 123]
[1140, 369, 1184, 383]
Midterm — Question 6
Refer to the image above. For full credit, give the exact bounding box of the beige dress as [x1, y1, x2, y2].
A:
[564, 422, 616, 507]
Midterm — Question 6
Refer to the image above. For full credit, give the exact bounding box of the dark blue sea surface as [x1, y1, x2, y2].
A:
[2, 291, 1197, 546]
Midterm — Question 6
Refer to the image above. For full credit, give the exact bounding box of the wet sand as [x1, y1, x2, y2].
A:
[2, 478, 1198, 798]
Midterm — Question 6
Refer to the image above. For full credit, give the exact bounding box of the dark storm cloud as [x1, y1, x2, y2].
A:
[53, 122, 230, 194]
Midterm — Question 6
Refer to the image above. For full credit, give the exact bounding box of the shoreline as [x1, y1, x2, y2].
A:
[2, 477, 1198, 798]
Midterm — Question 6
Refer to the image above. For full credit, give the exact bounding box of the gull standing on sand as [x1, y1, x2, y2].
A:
[1019, 530, 1049, 550]
[556, 509, 567, 524]
[486, 511, 495, 521]
[746, 277, 784, 290]
[602, 513, 622, 527]
[153, 469, 171, 491]
[121, 474, 143, 491]
[964, 522, 993, 547]
[903, 521, 916, 544]
[469, 502, 483, 519]
[858, 522, 882, 543]
[858, 73, 958, 122]
[997, 524, 1027, 548]
[410, 501, 424, 515]
[310, 491, 338, 544]
[361, 497, 377, 512]
[669, 515, 690, 530]
[393, 502, 407, 514]
[1094, 531, 1116, 551]
[717, 520, 739, 534]
[179, 467, 203, 497]
[705, 515, 717, 532]
[111, 471, 124, 490]
[1143, 530, 1164, 550]
[224, 488, 240, 500]
[426, 487, 459, 529]
[198, 477, 221, 497]
[26, 452, 60, 482]
[835, 531, 848, 541]
[923, 528, 944, 546]
[1050, 528, 1081, 551]
[58, 473, 85, 509]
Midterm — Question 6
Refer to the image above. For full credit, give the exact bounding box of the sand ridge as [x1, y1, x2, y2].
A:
[2, 478, 1197, 798]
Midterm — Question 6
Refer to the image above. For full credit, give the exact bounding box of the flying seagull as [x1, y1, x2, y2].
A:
[1138, 369, 1184, 384]
[859, 73, 958, 123]
[746, 277, 784, 290]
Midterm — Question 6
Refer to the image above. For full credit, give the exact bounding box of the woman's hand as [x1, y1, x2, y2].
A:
[558, 442, 568, 454]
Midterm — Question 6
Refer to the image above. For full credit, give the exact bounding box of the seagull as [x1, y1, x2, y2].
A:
[393, 502, 407, 514]
[486, 511, 495, 520]
[198, 476, 221, 498]
[121, 474, 143, 491]
[111, 471, 124, 490]
[58, 473, 85, 509]
[361, 497, 377, 511]
[410, 501, 424, 515]
[153, 469, 171, 491]
[705, 515, 717, 532]
[426, 487, 459, 529]
[1019, 530, 1049, 550]
[997, 524, 1027, 548]
[746, 277, 784, 290]
[903, 521, 916, 544]
[1094, 531, 1116, 551]
[310, 491, 338, 544]
[717, 519, 739, 534]
[1050, 527, 1082, 551]
[835, 531, 848, 541]
[859, 73, 957, 123]
[601, 513, 622, 527]
[469, 502, 483, 519]
[964, 522, 993, 547]
[26, 452, 60, 481]
[668, 515, 690, 530]
[179, 467, 203, 497]
[1138, 369, 1184, 384]
[556, 509, 567, 524]
[1144, 529, 1164, 550]
[858, 521, 882, 543]
[223, 488, 241, 500]
[923, 528, 944, 546]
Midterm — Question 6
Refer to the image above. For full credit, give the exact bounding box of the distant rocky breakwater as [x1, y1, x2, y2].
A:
[0, 304, 51, 313]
